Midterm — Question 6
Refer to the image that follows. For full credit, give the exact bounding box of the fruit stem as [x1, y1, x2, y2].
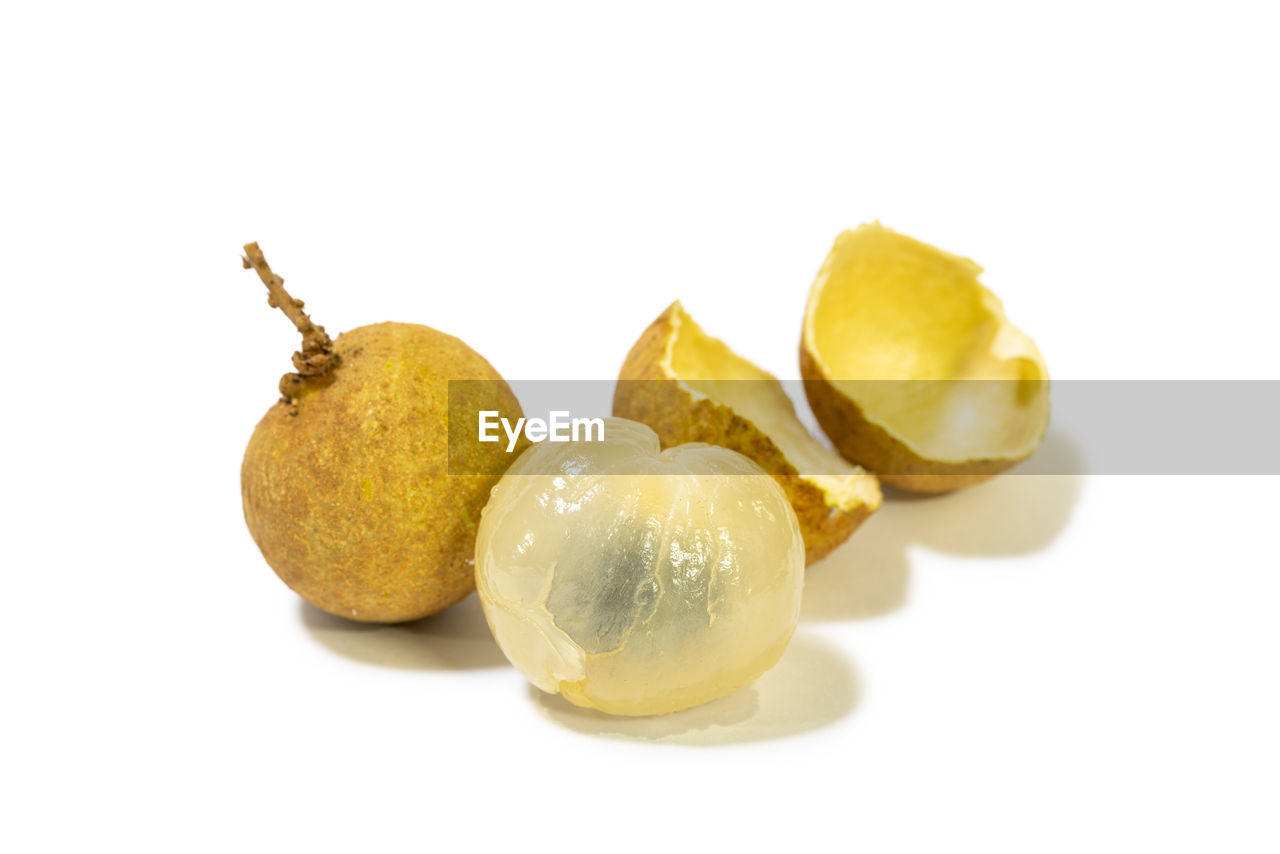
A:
[242, 242, 339, 403]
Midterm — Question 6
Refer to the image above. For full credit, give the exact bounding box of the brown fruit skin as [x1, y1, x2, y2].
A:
[614, 304, 875, 565]
[241, 321, 521, 622]
[799, 344, 1012, 493]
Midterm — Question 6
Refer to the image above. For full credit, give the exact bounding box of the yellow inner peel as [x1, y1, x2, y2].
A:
[804, 224, 1049, 463]
[664, 305, 879, 508]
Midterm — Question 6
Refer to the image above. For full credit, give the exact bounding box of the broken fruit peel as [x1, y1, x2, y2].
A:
[800, 223, 1049, 493]
[613, 302, 881, 565]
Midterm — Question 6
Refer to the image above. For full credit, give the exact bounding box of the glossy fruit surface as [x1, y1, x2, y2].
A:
[475, 418, 804, 715]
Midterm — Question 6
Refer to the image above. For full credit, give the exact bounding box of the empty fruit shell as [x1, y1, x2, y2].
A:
[800, 223, 1049, 493]
[615, 301, 881, 564]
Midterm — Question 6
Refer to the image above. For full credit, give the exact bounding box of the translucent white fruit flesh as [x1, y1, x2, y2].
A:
[475, 418, 805, 716]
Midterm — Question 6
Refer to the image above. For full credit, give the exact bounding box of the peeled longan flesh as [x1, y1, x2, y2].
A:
[475, 418, 805, 716]
[240, 244, 521, 622]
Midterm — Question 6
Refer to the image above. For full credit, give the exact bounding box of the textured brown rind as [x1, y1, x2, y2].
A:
[799, 344, 1014, 493]
[614, 304, 875, 564]
[241, 322, 521, 622]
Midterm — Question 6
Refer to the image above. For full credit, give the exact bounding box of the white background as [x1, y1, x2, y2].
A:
[3, 2, 1278, 851]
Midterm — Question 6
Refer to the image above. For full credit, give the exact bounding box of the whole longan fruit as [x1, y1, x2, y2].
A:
[240, 243, 521, 622]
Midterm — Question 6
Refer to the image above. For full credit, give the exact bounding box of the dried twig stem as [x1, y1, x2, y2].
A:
[242, 241, 339, 403]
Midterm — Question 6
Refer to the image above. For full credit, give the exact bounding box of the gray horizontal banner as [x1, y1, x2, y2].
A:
[447, 380, 1280, 476]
